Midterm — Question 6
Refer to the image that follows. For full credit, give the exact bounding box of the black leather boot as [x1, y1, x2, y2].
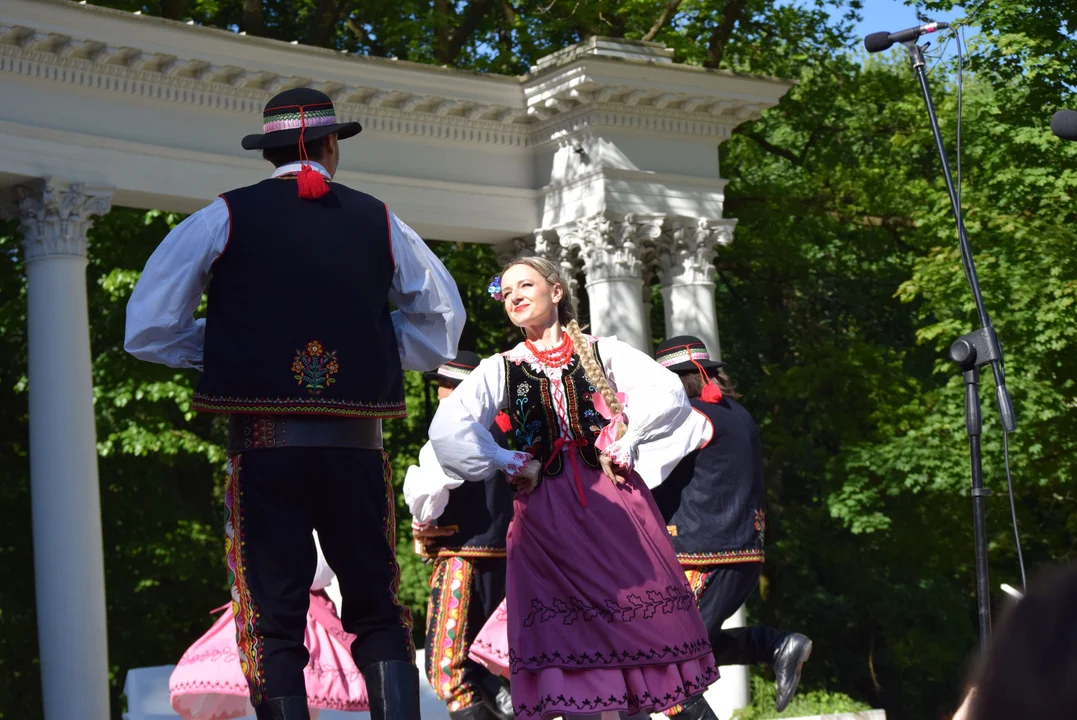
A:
[677, 695, 720, 720]
[772, 632, 812, 712]
[253, 696, 311, 720]
[450, 702, 498, 720]
[362, 660, 422, 720]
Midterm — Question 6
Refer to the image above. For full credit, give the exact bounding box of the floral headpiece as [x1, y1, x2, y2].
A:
[487, 275, 503, 302]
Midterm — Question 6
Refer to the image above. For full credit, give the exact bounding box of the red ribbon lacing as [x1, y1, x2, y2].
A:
[544, 436, 589, 507]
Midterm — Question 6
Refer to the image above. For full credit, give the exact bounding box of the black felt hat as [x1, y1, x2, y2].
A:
[655, 335, 726, 375]
[241, 87, 362, 151]
[423, 350, 483, 386]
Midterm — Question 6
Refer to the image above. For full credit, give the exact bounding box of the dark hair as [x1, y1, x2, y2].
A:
[678, 368, 741, 400]
[967, 563, 1077, 720]
[261, 135, 331, 168]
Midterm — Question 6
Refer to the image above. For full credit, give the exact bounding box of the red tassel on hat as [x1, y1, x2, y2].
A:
[689, 353, 722, 404]
[295, 105, 330, 200]
[297, 163, 329, 199]
[701, 379, 723, 404]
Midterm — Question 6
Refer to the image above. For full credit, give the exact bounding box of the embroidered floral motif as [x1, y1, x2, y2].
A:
[292, 340, 339, 395]
[503, 451, 532, 478]
[512, 394, 543, 454]
[513, 666, 717, 717]
[754, 508, 766, 546]
[603, 439, 635, 470]
[516, 382, 531, 395]
[521, 584, 695, 627]
[508, 635, 711, 672]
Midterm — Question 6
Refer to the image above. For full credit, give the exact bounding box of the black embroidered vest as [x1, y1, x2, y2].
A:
[193, 178, 405, 418]
[652, 397, 766, 565]
[426, 420, 515, 558]
[502, 347, 610, 478]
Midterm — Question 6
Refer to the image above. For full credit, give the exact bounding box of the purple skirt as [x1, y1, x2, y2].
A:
[504, 459, 717, 719]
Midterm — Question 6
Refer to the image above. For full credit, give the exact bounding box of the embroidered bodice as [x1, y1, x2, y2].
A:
[502, 341, 610, 478]
[428, 335, 713, 490]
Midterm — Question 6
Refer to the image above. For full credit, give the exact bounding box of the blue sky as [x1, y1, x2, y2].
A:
[851, 0, 967, 48]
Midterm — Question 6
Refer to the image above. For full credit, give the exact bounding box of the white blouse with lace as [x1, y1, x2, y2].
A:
[429, 335, 711, 490]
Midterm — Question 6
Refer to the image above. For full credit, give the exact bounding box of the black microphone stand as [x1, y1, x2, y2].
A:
[901, 40, 1017, 650]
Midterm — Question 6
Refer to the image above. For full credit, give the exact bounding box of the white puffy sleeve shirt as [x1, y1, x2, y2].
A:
[429, 337, 711, 490]
[124, 161, 465, 372]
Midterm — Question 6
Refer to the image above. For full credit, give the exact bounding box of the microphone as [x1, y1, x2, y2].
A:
[864, 21, 950, 53]
[1050, 109, 1077, 141]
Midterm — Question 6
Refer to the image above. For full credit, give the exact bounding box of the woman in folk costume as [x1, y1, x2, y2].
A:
[404, 351, 516, 720]
[429, 257, 716, 720]
[170, 530, 368, 719]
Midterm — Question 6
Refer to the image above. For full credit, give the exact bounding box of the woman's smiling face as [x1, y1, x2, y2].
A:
[500, 263, 563, 331]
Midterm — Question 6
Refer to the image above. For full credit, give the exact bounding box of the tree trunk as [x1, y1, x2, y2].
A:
[160, 0, 183, 21]
[306, 0, 343, 48]
[243, 0, 264, 36]
[642, 0, 684, 42]
[705, 0, 749, 69]
[434, 0, 452, 63]
[434, 0, 496, 66]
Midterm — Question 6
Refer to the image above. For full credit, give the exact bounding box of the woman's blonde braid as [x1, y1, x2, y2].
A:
[564, 319, 624, 419]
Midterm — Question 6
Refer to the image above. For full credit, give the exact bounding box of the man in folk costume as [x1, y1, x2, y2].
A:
[125, 87, 466, 720]
[403, 351, 515, 720]
[651, 336, 813, 718]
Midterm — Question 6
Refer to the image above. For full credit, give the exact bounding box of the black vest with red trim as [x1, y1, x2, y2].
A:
[193, 177, 405, 418]
[652, 396, 766, 565]
[502, 348, 610, 478]
[426, 415, 515, 558]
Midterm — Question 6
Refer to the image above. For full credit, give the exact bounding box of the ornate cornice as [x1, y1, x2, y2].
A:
[4, 180, 113, 262]
[0, 18, 779, 147]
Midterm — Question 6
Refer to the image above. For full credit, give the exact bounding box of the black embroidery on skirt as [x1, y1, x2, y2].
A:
[512, 665, 718, 717]
[522, 583, 696, 627]
[507, 637, 712, 673]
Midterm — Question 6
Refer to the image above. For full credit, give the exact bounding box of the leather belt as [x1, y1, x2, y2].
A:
[227, 414, 383, 454]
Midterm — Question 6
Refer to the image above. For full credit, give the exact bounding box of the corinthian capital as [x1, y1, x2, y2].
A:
[6, 180, 112, 263]
[559, 213, 663, 284]
[656, 217, 736, 287]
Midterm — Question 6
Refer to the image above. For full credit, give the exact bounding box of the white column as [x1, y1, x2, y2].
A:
[656, 218, 735, 360]
[705, 606, 752, 717]
[657, 217, 748, 717]
[562, 213, 661, 352]
[11, 180, 113, 720]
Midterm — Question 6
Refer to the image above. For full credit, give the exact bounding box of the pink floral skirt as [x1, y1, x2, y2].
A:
[169, 590, 368, 719]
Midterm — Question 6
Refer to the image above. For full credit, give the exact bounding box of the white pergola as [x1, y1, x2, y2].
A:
[0, 2, 791, 717]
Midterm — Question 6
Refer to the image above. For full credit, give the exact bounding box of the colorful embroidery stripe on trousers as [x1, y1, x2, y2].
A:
[381, 451, 416, 660]
[225, 456, 266, 704]
[425, 556, 478, 711]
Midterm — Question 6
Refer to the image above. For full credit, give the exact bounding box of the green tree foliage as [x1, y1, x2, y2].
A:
[1, 1, 1075, 719]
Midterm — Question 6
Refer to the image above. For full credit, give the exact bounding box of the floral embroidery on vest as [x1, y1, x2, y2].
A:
[753, 508, 766, 546]
[292, 340, 339, 395]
